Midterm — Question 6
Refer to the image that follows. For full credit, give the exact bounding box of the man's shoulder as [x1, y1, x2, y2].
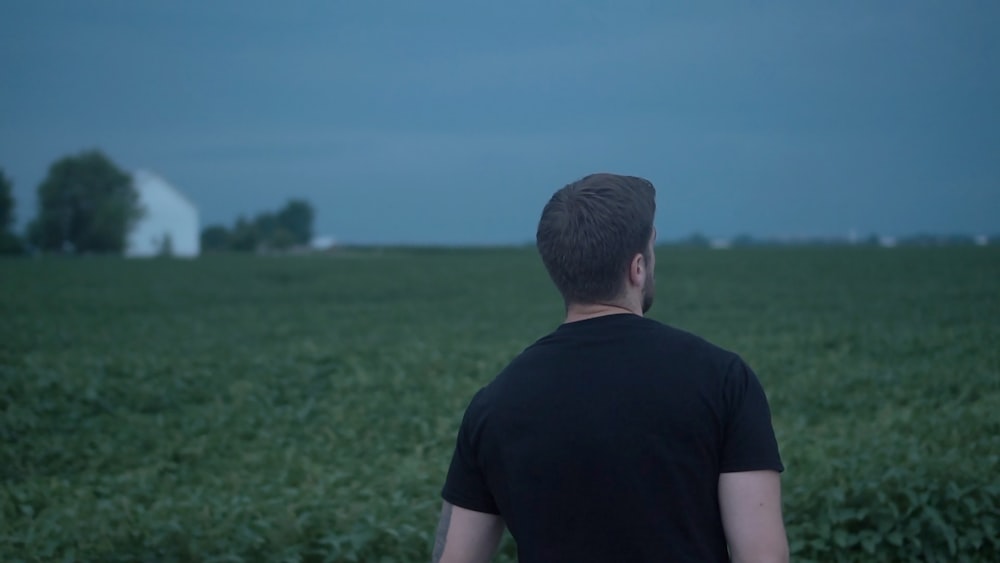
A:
[497, 314, 745, 372]
[486, 316, 744, 389]
[639, 316, 743, 364]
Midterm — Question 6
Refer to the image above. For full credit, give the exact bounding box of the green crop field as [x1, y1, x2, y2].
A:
[2, 246, 998, 562]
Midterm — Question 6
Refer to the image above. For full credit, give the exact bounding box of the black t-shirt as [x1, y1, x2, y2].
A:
[441, 313, 783, 562]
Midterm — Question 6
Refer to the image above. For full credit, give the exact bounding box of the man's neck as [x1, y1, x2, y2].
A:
[564, 301, 641, 324]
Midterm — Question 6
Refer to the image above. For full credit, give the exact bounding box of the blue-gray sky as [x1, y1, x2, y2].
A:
[1, 1, 997, 244]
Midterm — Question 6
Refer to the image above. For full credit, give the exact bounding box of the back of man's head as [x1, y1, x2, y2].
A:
[536, 173, 656, 306]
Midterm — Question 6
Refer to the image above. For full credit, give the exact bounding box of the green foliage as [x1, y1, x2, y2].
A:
[26, 150, 142, 254]
[203, 200, 316, 253]
[229, 215, 260, 252]
[276, 199, 315, 246]
[0, 232, 24, 255]
[200, 224, 232, 253]
[252, 211, 295, 251]
[251, 199, 314, 250]
[0, 168, 25, 255]
[0, 247, 997, 561]
[0, 167, 14, 232]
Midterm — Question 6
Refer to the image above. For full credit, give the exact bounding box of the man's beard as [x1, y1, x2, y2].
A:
[641, 269, 655, 313]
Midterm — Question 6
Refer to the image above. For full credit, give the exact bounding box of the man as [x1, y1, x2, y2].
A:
[433, 173, 788, 562]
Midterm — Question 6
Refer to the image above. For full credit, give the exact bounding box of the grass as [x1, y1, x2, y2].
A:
[1, 246, 998, 561]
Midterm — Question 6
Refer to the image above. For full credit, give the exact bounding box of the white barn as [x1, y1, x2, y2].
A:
[126, 170, 200, 258]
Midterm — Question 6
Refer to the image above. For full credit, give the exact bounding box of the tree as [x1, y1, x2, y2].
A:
[0, 168, 24, 255]
[27, 150, 142, 254]
[229, 215, 259, 252]
[267, 227, 296, 250]
[861, 233, 881, 247]
[0, 168, 13, 231]
[251, 210, 295, 250]
[250, 200, 314, 251]
[276, 199, 314, 246]
[200, 224, 231, 253]
[679, 232, 711, 248]
[203, 198, 315, 253]
[253, 211, 279, 240]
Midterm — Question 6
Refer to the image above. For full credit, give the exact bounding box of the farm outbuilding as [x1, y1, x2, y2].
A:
[125, 170, 200, 258]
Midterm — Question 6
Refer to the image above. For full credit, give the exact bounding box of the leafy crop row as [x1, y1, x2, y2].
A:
[2, 247, 998, 561]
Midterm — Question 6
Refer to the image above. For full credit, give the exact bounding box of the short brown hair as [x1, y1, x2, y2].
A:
[536, 173, 656, 305]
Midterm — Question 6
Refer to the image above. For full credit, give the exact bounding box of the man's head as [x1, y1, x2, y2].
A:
[536, 173, 657, 313]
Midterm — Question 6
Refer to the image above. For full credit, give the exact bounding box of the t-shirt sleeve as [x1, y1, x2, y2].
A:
[440, 394, 501, 514]
[719, 358, 784, 473]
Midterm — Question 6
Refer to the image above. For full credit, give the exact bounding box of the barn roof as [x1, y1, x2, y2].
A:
[133, 169, 198, 213]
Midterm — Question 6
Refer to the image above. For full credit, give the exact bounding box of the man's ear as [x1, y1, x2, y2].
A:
[628, 252, 645, 287]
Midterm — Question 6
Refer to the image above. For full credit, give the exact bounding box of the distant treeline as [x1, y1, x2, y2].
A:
[0, 168, 18, 254]
[1, 156, 995, 256]
[666, 232, 999, 248]
[0, 151, 142, 255]
[0, 150, 316, 256]
[200, 200, 315, 253]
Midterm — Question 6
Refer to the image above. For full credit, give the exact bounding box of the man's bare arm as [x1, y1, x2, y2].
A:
[432, 500, 505, 563]
[432, 501, 454, 561]
[719, 470, 789, 563]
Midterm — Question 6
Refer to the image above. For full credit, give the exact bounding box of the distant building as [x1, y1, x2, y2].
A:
[126, 170, 200, 258]
[879, 236, 897, 248]
[310, 235, 338, 251]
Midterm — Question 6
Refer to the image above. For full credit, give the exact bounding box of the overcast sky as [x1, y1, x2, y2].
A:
[1, 1, 997, 244]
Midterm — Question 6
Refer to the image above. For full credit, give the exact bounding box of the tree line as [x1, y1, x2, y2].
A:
[200, 200, 314, 253]
[0, 149, 315, 256]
